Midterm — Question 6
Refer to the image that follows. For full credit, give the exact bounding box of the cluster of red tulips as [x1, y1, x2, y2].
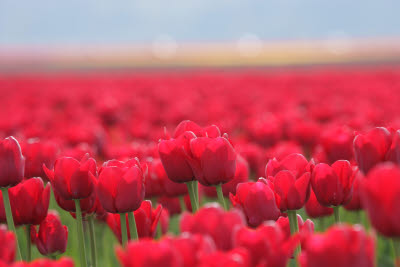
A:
[0, 67, 399, 267]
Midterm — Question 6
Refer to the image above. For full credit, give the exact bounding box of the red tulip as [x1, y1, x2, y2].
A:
[353, 127, 392, 174]
[158, 131, 196, 183]
[116, 238, 183, 267]
[106, 200, 162, 243]
[0, 177, 50, 226]
[276, 215, 314, 243]
[360, 163, 400, 237]
[305, 189, 333, 218]
[22, 139, 58, 180]
[164, 233, 216, 267]
[229, 178, 280, 227]
[311, 160, 356, 207]
[344, 171, 363, 211]
[157, 195, 193, 216]
[159, 209, 170, 235]
[12, 257, 74, 267]
[233, 222, 299, 267]
[43, 154, 97, 200]
[186, 135, 237, 186]
[320, 125, 354, 163]
[0, 137, 25, 188]
[265, 153, 310, 179]
[97, 158, 145, 213]
[173, 120, 221, 139]
[0, 225, 16, 263]
[197, 248, 250, 267]
[299, 225, 375, 267]
[145, 158, 187, 198]
[31, 211, 68, 256]
[386, 129, 400, 165]
[180, 204, 246, 250]
[202, 154, 249, 197]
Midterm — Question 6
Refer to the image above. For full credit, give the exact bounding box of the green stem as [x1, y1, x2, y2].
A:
[26, 225, 31, 262]
[156, 222, 162, 239]
[186, 181, 198, 213]
[193, 181, 200, 208]
[127, 212, 138, 240]
[1, 187, 21, 260]
[74, 199, 88, 267]
[318, 217, 325, 232]
[179, 196, 186, 212]
[215, 184, 227, 210]
[120, 213, 128, 246]
[333, 206, 340, 223]
[393, 239, 400, 267]
[88, 216, 97, 267]
[288, 210, 300, 259]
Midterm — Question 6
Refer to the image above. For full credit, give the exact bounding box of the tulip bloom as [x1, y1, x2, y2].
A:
[186, 135, 237, 186]
[53, 189, 96, 215]
[157, 195, 193, 216]
[353, 127, 392, 174]
[299, 225, 375, 267]
[276, 215, 314, 244]
[116, 238, 183, 267]
[31, 211, 68, 256]
[344, 172, 363, 211]
[202, 154, 249, 197]
[305, 189, 333, 219]
[106, 200, 162, 243]
[360, 163, 400, 237]
[43, 154, 97, 200]
[180, 204, 246, 250]
[230, 178, 280, 227]
[164, 233, 216, 267]
[12, 257, 74, 267]
[97, 158, 145, 213]
[0, 225, 16, 263]
[233, 222, 299, 267]
[0, 177, 50, 226]
[0, 136, 25, 188]
[158, 131, 197, 183]
[197, 248, 250, 267]
[22, 139, 58, 180]
[320, 125, 354, 163]
[311, 160, 356, 207]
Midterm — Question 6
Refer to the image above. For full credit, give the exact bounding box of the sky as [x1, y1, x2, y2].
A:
[0, 0, 399, 45]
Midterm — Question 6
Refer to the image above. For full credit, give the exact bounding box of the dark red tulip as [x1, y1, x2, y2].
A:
[311, 160, 356, 207]
[31, 211, 68, 256]
[233, 222, 299, 267]
[299, 225, 375, 267]
[230, 178, 280, 227]
[173, 120, 203, 138]
[12, 257, 74, 267]
[164, 233, 216, 267]
[353, 127, 392, 174]
[305, 189, 333, 218]
[386, 129, 400, 165]
[180, 204, 246, 250]
[203, 154, 249, 197]
[158, 131, 196, 183]
[186, 135, 237, 186]
[97, 158, 145, 213]
[0, 137, 25, 188]
[197, 248, 250, 267]
[276, 215, 314, 243]
[43, 154, 97, 200]
[320, 125, 354, 163]
[360, 163, 400, 237]
[116, 238, 183, 267]
[22, 139, 59, 180]
[0, 225, 16, 263]
[106, 200, 162, 243]
[0, 177, 50, 226]
[344, 171, 363, 211]
[145, 158, 187, 198]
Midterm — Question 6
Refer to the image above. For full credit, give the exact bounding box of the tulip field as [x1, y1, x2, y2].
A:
[0, 66, 400, 267]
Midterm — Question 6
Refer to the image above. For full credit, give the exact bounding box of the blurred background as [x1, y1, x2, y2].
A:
[1, 0, 400, 70]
